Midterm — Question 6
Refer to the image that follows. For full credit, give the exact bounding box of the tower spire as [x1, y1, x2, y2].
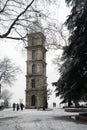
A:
[29, 12, 44, 33]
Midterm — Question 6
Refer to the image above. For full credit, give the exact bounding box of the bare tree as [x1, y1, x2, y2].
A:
[0, 0, 69, 76]
[0, 0, 35, 40]
[0, 0, 55, 40]
[2, 89, 12, 107]
[0, 0, 67, 49]
[0, 57, 21, 98]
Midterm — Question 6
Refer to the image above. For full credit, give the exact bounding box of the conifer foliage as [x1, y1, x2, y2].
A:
[53, 0, 87, 107]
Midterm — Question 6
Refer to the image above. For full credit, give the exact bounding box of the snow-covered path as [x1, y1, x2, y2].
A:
[0, 108, 87, 130]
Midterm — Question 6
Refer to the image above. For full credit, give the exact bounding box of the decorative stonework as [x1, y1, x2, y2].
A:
[25, 32, 47, 109]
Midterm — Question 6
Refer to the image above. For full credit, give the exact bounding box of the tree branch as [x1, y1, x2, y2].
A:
[0, 0, 10, 13]
[0, 0, 34, 38]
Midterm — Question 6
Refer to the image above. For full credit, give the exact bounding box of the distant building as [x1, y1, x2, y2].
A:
[25, 32, 47, 109]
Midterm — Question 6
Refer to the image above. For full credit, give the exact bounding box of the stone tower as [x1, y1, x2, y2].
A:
[25, 32, 47, 109]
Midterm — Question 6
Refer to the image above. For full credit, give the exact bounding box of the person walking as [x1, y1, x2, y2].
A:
[16, 103, 19, 111]
[13, 103, 16, 111]
[20, 103, 24, 111]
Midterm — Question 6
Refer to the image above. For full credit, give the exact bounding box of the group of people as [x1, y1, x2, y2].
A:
[13, 103, 24, 111]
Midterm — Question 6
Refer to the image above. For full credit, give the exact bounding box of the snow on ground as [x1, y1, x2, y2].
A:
[0, 108, 87, 130]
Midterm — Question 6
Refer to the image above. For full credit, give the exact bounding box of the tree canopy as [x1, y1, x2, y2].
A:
[53, 0, 87, 107]
[0, 0, 34, 40]
[0, 0, 67, 50]
[0, 57, 20, 86]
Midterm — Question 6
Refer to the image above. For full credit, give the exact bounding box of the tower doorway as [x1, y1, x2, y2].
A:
[31, 95, 36, 106]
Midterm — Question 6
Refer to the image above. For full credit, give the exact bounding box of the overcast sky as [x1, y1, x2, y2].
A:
[0, 0, 70, 107]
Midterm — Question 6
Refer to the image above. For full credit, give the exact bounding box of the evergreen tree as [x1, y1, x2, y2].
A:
[53, 0, 87, 107]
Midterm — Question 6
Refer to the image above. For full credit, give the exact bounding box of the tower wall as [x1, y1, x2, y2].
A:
[25, 32, 47, 109]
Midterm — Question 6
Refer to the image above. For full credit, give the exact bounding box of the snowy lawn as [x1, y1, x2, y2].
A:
[0, 108, 87, 130]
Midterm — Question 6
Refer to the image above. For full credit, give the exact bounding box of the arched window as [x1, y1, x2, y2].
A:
[31, 95, 36, 106]
[32, 64, 36, 73]
[31, 79, 35, 88]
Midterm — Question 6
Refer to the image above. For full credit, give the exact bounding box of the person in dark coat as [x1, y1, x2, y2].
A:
[13, 103, 16, 111]
[20, 103, 24, 111]
[16, 103, 19, 111]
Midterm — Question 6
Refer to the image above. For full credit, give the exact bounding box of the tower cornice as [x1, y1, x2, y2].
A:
[25, 45, 47, 52]
[27, 32, 45, 40]
[26, 60, 47, 65]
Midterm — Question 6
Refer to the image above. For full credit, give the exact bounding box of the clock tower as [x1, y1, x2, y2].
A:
[25, 32, 47, 109]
